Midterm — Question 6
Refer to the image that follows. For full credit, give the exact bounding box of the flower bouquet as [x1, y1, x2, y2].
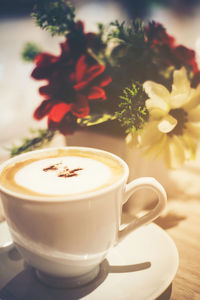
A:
[12, 0, 200, 170]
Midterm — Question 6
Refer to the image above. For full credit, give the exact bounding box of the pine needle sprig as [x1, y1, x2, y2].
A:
[31, 0, 75, 36]
[116, 82, 149, 134]
[107, 19, 144, 46]
[106, 19, 147, 69]
[9, 129, 56, 157]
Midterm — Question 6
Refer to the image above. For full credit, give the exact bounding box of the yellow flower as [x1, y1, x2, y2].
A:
[127, 67, 200, 168]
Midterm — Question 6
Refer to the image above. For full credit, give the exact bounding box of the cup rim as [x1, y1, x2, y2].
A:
[0, 146, 129, 203]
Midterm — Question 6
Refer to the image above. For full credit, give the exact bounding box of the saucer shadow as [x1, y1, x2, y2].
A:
[154, 211, 186, 229]
[0, 259, 151, 300]
[156, 283, 172, 300]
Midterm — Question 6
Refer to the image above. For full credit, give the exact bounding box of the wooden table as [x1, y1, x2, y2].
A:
[154, 200, 200, 300]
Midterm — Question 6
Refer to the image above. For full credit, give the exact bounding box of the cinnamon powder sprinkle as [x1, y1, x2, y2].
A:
[43, 164, 60, 171]
[58, 167, 83, 178]
[70, 168, 83, 172]
[58, 173, 77, 178]
[43, 164, 83, 178]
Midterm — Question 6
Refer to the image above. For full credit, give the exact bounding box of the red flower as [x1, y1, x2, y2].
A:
[173, 45, 199, 74]
[145, 21, 199, 75]
[192, 71, 200, 88]
[32, 22, 111, 135]
[48, 109, 78, 135]
[145, 22, 175, 47]
[67, 21, 100, 57]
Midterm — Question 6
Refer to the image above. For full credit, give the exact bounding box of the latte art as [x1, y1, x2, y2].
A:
[0, 148, 124, 198]
[43, 164, 83, 178]
[15, 156, 112, 196]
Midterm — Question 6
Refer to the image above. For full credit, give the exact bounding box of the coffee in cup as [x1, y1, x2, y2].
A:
[0, 148, 124, 198]
[0, 147, 167, 288]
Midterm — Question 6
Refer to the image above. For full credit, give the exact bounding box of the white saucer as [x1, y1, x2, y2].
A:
[0, 222, 178, 300]
[0, 221, 13, 252]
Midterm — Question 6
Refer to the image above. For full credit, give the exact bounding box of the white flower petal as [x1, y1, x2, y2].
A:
[149, 108, 167, 120]
[180, 134, 197, 160]
[162, 141, 171, 169]
[187, 105, 200, 122]
[139, 122, 163, 147]
[165, 136, 185, 169]
[172, 67, 190, 96]
[125, 132, 139, 146]
[170, 67, 192, 108]
[158, 115, 177, 133]
[170, 92, 191, 108]
[146, 98, 169, 112]
[183, 85, 200, 110]
[186, 122, 200, 139]
[144, 134, 167, 159]
[143, 81, 170, 111]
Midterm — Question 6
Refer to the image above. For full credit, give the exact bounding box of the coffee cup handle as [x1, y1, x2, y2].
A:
[117, 177, 167, 243]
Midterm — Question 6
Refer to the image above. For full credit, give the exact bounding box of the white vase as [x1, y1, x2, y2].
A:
[66, 128, 200, 214]
[66, 129, 173, 214]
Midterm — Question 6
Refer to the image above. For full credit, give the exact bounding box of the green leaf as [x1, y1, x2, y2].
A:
[77, 113, 116, 127]
[9, 128, 56, 157]
[21, 42, 42, 62]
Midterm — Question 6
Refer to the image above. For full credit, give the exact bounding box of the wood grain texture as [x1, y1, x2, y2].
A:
[156, 201, 200, 300]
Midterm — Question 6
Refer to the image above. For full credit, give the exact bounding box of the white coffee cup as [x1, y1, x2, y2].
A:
[0, 147, 167, 288]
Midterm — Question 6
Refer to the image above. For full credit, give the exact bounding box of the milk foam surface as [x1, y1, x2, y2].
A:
[15, 156, 112, 195]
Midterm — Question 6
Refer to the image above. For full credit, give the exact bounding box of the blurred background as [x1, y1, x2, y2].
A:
[0, 0, 200, 160]
[1, 2, 200, 296]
